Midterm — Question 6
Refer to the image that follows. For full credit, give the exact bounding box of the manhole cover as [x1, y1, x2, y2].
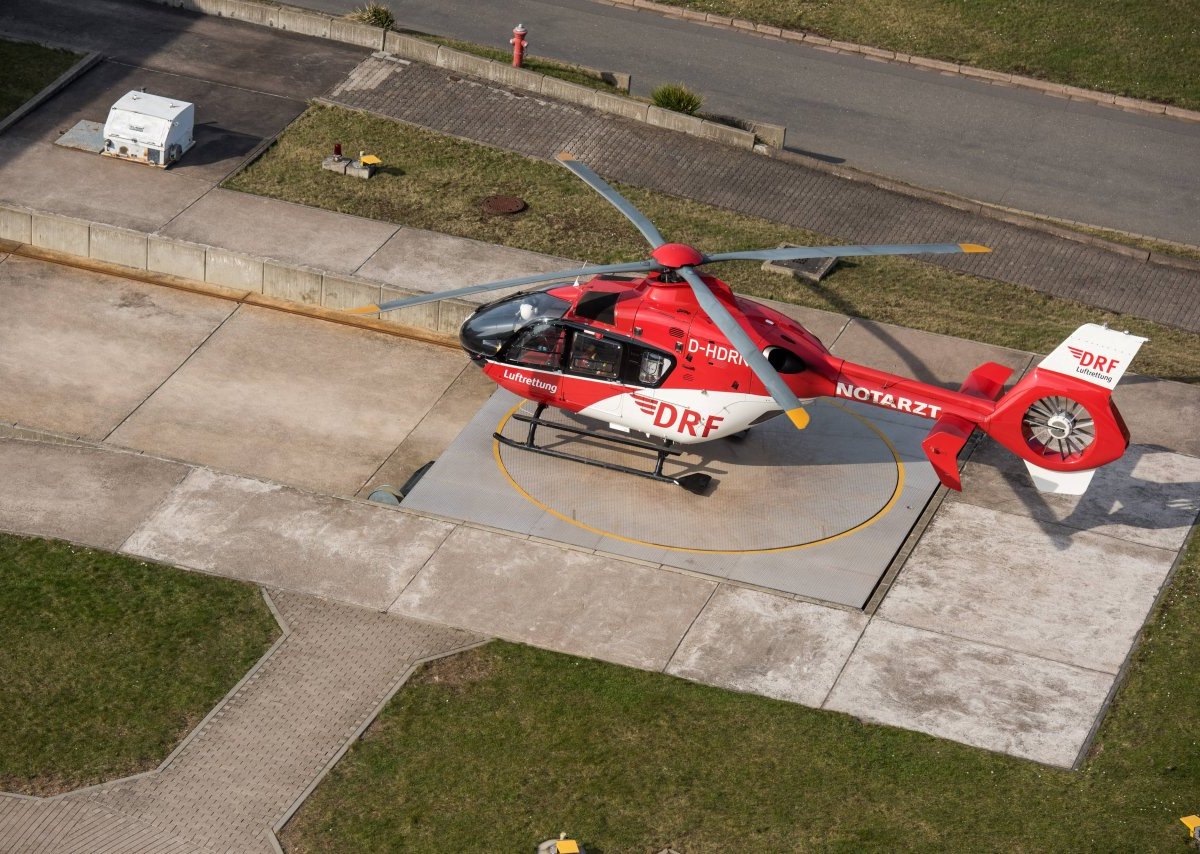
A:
[481, 194, 527, 215]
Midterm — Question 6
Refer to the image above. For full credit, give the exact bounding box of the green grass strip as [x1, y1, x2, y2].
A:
[281, 530, 1199, 851]
[0, 39, 82, 122]
[652, 0, 1200, 111]
[0, 534, 279, 795]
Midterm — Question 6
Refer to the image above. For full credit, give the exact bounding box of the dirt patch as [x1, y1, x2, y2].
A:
[408, 643, 494, 694]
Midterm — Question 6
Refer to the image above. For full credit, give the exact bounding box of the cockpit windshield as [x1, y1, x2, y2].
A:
[459, 291, 571, 357]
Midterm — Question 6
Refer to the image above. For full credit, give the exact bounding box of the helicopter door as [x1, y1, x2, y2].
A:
[568, 332, 625, 421]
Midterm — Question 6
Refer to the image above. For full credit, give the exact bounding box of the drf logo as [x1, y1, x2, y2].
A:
[1068, 347, 1119, 374]
[631, 393, 724, 437]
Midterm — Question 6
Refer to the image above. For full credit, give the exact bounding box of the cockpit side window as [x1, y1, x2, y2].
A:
[568, 333, 622, 379]
[508, 321, 566, 368]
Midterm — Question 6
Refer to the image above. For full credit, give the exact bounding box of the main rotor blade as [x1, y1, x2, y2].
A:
[703, 242, 991, 263]
[677, 266, 810, 431]
[556, 152, 667, 249]
[347, 260, 661, 314]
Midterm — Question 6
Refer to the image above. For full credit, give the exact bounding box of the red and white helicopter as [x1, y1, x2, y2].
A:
[354, 153, 1145, 496]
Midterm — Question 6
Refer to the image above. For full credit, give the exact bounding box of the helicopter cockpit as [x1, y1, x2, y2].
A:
[459, 291, 572, 358]
[460, 291, 675, 388]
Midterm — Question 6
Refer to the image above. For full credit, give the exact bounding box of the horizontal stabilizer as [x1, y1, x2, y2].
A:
[922, 413, 975, 491]
[1024, 461, 1097, 495]
[958, 361, 1013, 401]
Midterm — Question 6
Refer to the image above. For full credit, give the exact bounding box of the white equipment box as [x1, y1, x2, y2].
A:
[102, 90, 195, 168]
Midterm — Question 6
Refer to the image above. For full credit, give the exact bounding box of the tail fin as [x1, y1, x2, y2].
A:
[1037, 323, 1146, 390]
[981, 324, 1146, 495]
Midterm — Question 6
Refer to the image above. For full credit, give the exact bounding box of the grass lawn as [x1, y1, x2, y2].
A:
[0, 534, 279, 795]
[226, 105, 1200, 383]
[280, 534, 1199, 852]
[653, 0, 1200, 111]
[0, 39, 82, 122]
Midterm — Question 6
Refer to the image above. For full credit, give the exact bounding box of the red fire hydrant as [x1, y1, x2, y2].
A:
[510, 24, 528, 67]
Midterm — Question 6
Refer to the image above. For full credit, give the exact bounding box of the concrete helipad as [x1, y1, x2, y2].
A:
[402, 388, 943, 608]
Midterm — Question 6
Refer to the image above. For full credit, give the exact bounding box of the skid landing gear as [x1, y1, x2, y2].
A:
[495, 403, 713, 494]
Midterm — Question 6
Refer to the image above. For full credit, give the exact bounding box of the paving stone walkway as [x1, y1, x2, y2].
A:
[327, 55, 1200, 333]
[0, 589, 481, 853]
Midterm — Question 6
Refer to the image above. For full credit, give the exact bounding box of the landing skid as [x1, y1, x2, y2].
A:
[495, 403, 713, 494]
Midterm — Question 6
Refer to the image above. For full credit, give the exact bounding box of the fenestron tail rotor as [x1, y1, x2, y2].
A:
[1021, 396, 1096, 460]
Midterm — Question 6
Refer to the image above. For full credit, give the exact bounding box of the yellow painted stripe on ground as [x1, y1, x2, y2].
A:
[492, 400, 905, 555]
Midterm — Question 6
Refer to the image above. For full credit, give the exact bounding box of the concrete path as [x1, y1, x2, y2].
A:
[0, 587, 481, 852]
[324, 54, 1200, 333]
[294, 0, 1200, 247]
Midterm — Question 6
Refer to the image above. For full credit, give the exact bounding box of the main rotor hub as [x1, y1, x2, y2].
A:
[651, 242, 705, 269]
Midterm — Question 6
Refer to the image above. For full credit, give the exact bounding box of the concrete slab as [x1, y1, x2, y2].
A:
[0, 439, 188, 550]
[107, 305, 465, 495]
[879, 501, 1176, 673]
[357, 362, 496, 498]
[0, 255, 236, 440]
[160, 190, 399, 274]
[956, 439, 1200, 551]
[403, 389, 943, 607]
[0, 137, 211, 233]
[1112, 374, 1200, 456]
[830, 319, 1033, 391]
[390, 525, 717, 671]
[356, 226, 576, 303]
[13, 60, 309, 184]
[825, 620, 1113, 767]
[122, 468, 455, 610]
[667, 585, 868, 706]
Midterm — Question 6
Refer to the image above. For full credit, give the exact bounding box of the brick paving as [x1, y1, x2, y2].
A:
[328, 55, 1200, 333]
[0, 590, 481, 853]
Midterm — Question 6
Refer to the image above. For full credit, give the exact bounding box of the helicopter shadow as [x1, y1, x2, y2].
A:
[510, 398, 907, 490]
[798, 270, 995, 391]
[956, 438, 1200, 552]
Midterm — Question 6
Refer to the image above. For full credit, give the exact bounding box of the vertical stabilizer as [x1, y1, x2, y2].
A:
[1038, 324, 1146, 390]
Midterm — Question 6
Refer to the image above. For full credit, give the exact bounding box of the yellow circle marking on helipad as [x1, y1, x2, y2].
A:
[492, 400, 905, 555]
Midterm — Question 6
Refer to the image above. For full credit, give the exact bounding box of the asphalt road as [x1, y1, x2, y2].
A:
[0, 0, 365, 101]
[297, 0, 1200, 247]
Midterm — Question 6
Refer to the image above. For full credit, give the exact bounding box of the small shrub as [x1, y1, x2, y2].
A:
[651, 82, 703, 115]
[347, 3, 396, 30]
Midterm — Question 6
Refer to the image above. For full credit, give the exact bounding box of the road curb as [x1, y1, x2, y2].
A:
[140, 0, 784, 151]
[595, 0, 1200, 124]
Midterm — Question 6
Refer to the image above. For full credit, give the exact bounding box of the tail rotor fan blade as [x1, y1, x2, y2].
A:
[703, 243, 991, 264]
[348, 260, 661, 315]
[676, 266, 810, 431]
[556, 152, 667, 249]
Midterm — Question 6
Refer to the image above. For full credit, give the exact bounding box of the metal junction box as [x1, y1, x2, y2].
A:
[102, 91, 195, 168]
